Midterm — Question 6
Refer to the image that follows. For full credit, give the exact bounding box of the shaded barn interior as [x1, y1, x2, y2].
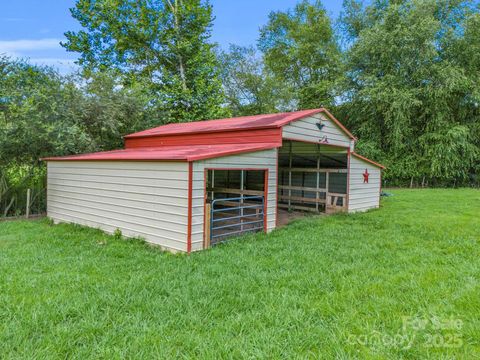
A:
[278, 140, 348, 214]
[205, 169, 266, 246]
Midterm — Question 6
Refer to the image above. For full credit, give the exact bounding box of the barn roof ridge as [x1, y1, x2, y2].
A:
[124, 108, 356, 140]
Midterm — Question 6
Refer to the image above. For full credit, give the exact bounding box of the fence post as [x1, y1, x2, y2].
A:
[26, 188, 31, 219]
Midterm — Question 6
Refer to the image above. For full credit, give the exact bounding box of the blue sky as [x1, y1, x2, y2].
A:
[0, 0, 343, 73]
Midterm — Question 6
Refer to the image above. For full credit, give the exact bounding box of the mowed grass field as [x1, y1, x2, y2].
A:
[0, 189, 479, 359]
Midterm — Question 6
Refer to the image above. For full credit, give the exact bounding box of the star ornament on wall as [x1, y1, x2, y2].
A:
[363, 169, 369, 183]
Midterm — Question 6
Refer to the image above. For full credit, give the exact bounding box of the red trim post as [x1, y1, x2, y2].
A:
[264, 169, 269, 232]
[187, 162, 193, 253]
[203, 168, 207, 249]
[275, 148, 279, 228]
[379, 171, 383, 207]
[346, 149, 351, 212]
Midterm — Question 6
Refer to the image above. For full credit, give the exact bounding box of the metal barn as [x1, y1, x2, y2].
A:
[43, 108, 384, 253]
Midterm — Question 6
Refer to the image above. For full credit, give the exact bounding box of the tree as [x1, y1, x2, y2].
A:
[63, 0, 229, 123]
[218, 45, 290, 116]
[338, 0, 479, 185]
[258, 0, 341, 109]
[0, 56, 155, 216]
[0, 57, 90, 166]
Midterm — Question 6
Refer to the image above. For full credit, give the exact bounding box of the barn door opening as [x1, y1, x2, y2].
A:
[278, 141, 348, 224]
[204, 169, 267, 247]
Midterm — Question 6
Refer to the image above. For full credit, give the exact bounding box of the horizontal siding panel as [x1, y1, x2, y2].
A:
[48, 211, 187, 252]
[47, 185, 187, 207]
[48, 179, 188, 198]
[283, 128, 349, 143]
[348, 156, 381, 213]
[282, 116, 351, 147]
[48, 167, 188, 181]
[47, 190, 188, 216]
[48, 173, 188, 188]
[47, 195, 188, 226]
[48, 203, 188, 236]
[47, 161, 188, 252]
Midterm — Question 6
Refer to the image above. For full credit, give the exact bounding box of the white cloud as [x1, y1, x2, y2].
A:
[0, 38, 78, 74]
[0, 38, 62, 55]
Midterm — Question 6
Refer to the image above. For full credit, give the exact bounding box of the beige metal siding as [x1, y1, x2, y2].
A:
[282, 114, 353, 149]
[348, 156, 381, 212]
[47, 161, 189, 252]
[192, 148, 278, 252]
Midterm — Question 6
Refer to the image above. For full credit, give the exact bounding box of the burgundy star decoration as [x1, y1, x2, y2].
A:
[363, 169, 369, 183]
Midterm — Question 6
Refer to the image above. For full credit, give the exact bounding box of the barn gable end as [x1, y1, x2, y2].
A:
[282, 113, 355, 149]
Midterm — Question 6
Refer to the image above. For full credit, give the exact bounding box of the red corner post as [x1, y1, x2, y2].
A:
[187, 162, 193, 253]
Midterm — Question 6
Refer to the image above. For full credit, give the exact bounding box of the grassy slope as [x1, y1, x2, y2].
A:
[0, 189, 479, 359]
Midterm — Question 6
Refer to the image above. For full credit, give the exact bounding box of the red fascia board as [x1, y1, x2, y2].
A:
[125, 128, 283, 149]
[351, 152, 385, 169]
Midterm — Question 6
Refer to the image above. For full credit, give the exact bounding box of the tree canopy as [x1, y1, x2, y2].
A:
[337, 0, 479, 184]
[258, 0, 341, 109]
[63, 0, 228, 122]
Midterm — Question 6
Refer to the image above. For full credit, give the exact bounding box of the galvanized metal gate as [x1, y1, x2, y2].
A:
[208, 195, 264, 246]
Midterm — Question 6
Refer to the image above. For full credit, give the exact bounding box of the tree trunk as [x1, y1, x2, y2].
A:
[168, 0, 188, 91]
[3, 196, 14, 217]
[410, 176, 414, 188]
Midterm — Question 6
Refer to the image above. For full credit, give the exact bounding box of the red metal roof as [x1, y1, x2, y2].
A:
[125, 108, 356, 140]
[42, 143, 279, 162]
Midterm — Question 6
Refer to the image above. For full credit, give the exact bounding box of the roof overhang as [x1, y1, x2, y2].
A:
[351, 152, 385, 169]
[42, 143, 279, 162]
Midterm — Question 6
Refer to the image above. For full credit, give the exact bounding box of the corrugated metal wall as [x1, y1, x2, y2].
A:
[192, 148, 278, 252]
[47, 161, 190, 252]
[348, 156, 381, 212]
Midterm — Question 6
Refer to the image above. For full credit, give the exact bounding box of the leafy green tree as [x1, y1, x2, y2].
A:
[258, 0, 341, 109]
[72, 71, 156, 150]
[0, 57, 156, 215]
[338, 0, 479, 185]
[0, 57, 91, 166]
[63, 0, 229, 123]
[218, 45, 291, 116]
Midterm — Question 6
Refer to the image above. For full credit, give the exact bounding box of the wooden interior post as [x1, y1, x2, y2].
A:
[211, 170, 215, 201]
[325, 172, 330, 214]
[204, 203, 211, 249]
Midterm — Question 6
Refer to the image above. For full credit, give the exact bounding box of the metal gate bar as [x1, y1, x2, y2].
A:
[210, 195, 264, 244]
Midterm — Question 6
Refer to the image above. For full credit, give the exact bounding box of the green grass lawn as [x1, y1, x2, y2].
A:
[0, 189, 479, 359]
